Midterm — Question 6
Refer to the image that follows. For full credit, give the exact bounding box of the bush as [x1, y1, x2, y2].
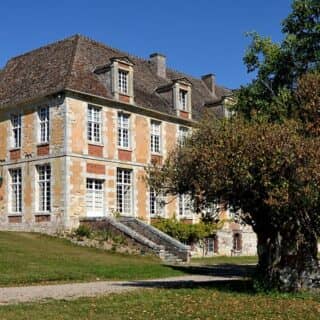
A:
[75, 225, 92, 238]
[152, 218, 220, 243]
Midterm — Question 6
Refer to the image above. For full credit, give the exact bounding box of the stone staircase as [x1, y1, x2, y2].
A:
[80, 216, 190, 264]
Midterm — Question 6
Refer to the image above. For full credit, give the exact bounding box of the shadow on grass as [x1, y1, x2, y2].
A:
[122, 279, 254, 293]
[120, 264, 257, 294]
[167, 263, 256, 278]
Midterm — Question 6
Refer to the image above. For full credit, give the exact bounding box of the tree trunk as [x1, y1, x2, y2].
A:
[256, 227, 320, 292]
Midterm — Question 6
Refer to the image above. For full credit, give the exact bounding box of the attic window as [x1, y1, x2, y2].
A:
[179, 89, 188, 111]
[118, 69, 129, 94]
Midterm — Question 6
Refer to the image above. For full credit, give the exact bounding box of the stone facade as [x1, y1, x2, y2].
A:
[0, 35, 257, 255]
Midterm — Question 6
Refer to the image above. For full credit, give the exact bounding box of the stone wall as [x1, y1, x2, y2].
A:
[0, 97, 67, 233]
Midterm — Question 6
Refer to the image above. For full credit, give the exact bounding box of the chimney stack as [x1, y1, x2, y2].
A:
[202, 73, 216, 97]
[150, 53, 166, 78]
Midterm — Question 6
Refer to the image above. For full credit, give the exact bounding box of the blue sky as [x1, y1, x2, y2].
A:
[0, 0, 292, 89]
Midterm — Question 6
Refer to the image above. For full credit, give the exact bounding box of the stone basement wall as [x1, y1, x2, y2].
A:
[80, 217, 164, 258]
[216, 229, 257, 256]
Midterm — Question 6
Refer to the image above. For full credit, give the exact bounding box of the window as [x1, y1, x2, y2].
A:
[86, 179, 104, 217]
[87, 105, 102, 143]
[179, 194, 193, 217]
[150, 188, 165, 217]
[179, 89, 188, 110]
[11, 114, 21, 149]
[118, 69, 129, 94]
[178, 126, 189, 145]
[37, 165, 51, 212]
[150, 121, 161, 153]
[117, 168, 132, 215]
[38, 107, 50, 143]
[233, 233, 242, 252]
[10, 168, 22, 213]
[118, 113, 130, 148]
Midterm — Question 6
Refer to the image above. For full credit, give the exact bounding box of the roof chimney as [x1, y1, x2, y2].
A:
[202, 73, 216, 97]
[150, 53, 166, 78]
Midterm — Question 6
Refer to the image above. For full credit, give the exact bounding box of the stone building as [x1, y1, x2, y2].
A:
[0, 35, 256, 255]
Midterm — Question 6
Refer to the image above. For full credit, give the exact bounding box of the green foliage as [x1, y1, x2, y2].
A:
[149, 115, 320, 290]
[75, 224, 92, 238]
[235, 0, 320, 121]
[152, 217, 220, 243]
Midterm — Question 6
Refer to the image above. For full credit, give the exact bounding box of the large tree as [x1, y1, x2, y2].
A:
[148, 0, 320, 291]
[149, 116, 320, 291]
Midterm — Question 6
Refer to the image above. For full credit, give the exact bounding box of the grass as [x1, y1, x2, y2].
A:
[192, 255, 258, 265]
[0, 231, 184, 286]
[0, 282, 319, 319]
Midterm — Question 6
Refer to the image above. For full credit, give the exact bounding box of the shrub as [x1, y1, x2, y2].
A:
[75, 225, 92, 238]
[152, 218, 220, 243]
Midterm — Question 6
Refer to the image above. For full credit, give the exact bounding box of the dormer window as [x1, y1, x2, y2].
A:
[179, 89, 188, 111]
[111, 57, 134, 104]
[172, 78, 192, 119]
[118, 69, 129, 94]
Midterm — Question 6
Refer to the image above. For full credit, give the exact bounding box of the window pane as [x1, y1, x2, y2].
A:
[87, 105, 101, 143]
[116, 168, 132, 214]
[10, 168, 22, 213]
[37, 165, 51, 212]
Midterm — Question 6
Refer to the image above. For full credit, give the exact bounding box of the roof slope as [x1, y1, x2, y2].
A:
[0, 34, 230, 119]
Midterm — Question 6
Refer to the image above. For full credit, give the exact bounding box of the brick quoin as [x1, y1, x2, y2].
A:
[37, 144, 49, 156]
[118, 149, 132, 161]
[179, 110, 189, 119]
[10, 149, 21, 160]
[119, 94, 130, 103]
[8, 216, 22, 223]
[35, 215, 51, 223]
[88, 144, 103, 157]
[87, 163, 106, 174]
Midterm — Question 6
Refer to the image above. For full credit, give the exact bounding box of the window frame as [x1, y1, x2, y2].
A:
[36, 164, 51, 213]
[87, 105, 102, 144]
[178, 126, 189, 146]
[150, 120, 161, 154]
[9, 168, 22, 214]
[179, 89, 188, 111]
[118, 69, 129, 95]
[86, 178, 105, 217]
[11, 114, 22, 149]
[117, 113, 130, 149]
[37, 106, 50, 144]
[116, 168, 132, 215]
[149, 188, 165, 217]
[178, 193, 193, 218]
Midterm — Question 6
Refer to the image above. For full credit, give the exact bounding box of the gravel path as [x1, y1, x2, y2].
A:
[0, 275, 241, 305]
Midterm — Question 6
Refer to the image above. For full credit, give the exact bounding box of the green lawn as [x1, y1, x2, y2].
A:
[0, 232, 184, 286]
[0, 284, 319, 319]
[192, 255, 258, 265]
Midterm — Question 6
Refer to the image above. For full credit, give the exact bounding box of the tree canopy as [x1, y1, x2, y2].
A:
[235, 0, 320, 121]
[148, 0, 320, 291]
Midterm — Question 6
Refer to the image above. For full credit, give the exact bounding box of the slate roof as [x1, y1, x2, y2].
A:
[0, 34, 231, 120]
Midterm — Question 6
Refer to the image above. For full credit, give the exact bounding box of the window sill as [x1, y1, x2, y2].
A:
[118, 147, 132, 152]
[88, 142, 104, 147]
[9, 148, 21, 152]
[8, 213, 22, 217]
[151, 152, 162, 156]
[35, 212, 51, 216]
[37, 142, 49, 147]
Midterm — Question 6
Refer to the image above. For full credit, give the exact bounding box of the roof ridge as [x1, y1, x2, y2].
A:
[64, 35, 81, 88]
[4, 34, 80, 65]
[76, 34, 148, 63]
